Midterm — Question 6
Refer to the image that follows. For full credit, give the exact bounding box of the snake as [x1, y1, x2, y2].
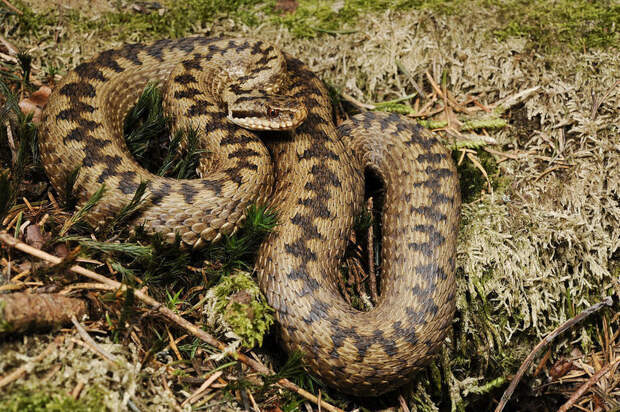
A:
[39, 37, 460, 396]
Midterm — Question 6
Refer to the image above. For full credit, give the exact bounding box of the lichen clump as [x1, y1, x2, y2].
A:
[206, 271, 274, 348]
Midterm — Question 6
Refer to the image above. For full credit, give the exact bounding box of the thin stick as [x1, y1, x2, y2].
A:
[181, 370, 223, 406]
[590, 80, 619, 120]
[398, 394, 411, 412]
[0, 232, 344, 412]
[71, 316, 118, 363]
[161, 375, 184, 412]
[557, 357, 620, 412]
[366, 197, 378, 303]
[534, 164, 570, 182]
[395, 59, 425, 98]
[1, 0, 22, 15]
[494, 296, 614, 412]
[340, 91, 375, 110]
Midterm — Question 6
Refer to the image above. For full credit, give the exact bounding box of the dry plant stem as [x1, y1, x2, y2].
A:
[71, 316, 118, 363]
[0, 336, 63, 388]
[161, 375, 184, 412]
[70, 381, 85, 400]
[1, 0, 21, 15]
[0, 232, 344, 412]
[366, 197, 378, 303]
[181, 370, 223, 406]
[490, 86, 541, 113]
[339, 91, 375, 110]
[395, 59, 425, 98]
[336, 265, 351, 304]
[557, 357, 620, 412]
[534, 164, 570, 182]
[590, 80, 620, 120]
[398, 394, 411, 412]
[494, 295, 614, 412]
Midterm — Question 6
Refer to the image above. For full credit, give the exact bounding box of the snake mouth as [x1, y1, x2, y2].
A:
[228, 107, 307, 131]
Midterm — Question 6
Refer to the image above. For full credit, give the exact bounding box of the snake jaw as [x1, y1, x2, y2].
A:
[227, 95, 307, 131]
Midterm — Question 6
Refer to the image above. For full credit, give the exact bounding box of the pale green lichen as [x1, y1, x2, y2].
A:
[0, 336, 179, 411]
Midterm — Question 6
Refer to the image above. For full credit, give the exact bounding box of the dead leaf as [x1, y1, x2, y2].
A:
[25, 224, 48, 250]
[18, 85, 51, 123]
[550, 358, 574, 379]
[54, 243, 69, 259]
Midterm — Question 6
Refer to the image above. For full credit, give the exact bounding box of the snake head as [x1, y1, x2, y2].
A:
[227, 94, 307, 131]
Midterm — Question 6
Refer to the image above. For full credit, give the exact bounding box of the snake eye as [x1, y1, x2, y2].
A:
[267, 107, 279, 118]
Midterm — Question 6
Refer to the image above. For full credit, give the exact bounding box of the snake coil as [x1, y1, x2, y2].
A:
[40, 37, 460, 396]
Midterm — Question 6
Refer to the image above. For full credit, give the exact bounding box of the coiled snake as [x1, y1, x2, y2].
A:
[39, 37, 460, 396]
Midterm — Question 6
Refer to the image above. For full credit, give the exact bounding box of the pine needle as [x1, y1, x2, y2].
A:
[59, 184, 106, 236]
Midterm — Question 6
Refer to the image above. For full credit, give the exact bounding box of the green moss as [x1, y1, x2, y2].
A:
[211, 271, 274, 348]
[0, 299, 14, 333]
[8, 0, 617, 53]
[489, 0, 619, 51]
[0, 386, 106, 412]
[275, 0, 463, 38]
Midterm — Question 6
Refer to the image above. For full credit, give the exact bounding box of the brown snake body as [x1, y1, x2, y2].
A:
[39, 37, 460, 396]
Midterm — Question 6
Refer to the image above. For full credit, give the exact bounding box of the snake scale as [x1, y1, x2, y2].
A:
[39, 37, 460, 396]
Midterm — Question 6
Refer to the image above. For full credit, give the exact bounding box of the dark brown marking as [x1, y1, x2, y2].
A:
[284, 238, 317, 262]
[74, 63, 107, 82]
[56, 102, 95, 121]
[227, 148, 261, 159]
[59, 82, 96, 98]
[149, 182, 172, 205]
[392, 320, 418, 345]
[95, 155, 123, 183]
[303, 299, 329, 324]
[174, 88, 202, 99]
[372, 329, 398, 357]
[408, 225, 446, 256]
[174, 73, 197, 84]
[220, 133, 255, 146]
[200, 179, 223, 195]
[410, 205, 447, 222]
[93, 50, 125, 72]
[297, 145, 340, 161]
[290, 213, 323, 240]
[418, 153, 446, 163]
[416, 263, 448, 281]
[287, 267, 320, 296]
[118, 171, 139, 195]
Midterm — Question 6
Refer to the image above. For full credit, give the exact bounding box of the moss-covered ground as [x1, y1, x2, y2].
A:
[1, 0, 618, 411]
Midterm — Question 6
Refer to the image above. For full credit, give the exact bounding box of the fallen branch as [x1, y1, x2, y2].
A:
[0, 232, 344, 412]
[494, 295, 614, 412]
[0, 292, 88, 334]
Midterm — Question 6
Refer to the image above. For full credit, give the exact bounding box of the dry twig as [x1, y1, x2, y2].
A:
[494, 296, 614, 412]
[366, 197, 378, 303]
[1, 0, 22, 15]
